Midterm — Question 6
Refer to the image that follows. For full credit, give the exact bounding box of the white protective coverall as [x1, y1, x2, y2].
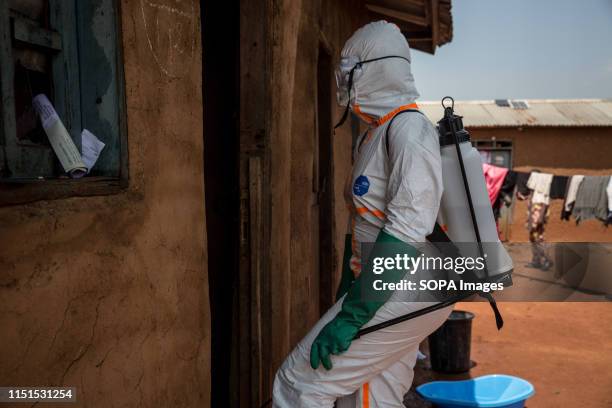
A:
[273, 21, 452, 408]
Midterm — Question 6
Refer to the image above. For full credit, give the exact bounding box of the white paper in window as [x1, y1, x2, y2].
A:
[80, 129, 106, 173]
[32, 94, 87, 178]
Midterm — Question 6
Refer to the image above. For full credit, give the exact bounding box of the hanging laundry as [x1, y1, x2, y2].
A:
[492, 171, 516, 217]
[561, 175, 584, 220]
[526, 199, 552, 270]
[515, 172, 531, 196]
[607, 177, 612, 212]
[502, 171, 518, 190]
[572, 175, 610, 224]
[527, 172, 554, 205]
[491, 170, 517, 240]
[498, 171, 517, 203]
[517, 185, 552, 271]
[606, 177, 612, 225]
[549, 175, 569, 199]
[482, 163, 509, 205]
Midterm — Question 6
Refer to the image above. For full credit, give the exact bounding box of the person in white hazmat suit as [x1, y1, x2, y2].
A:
[272, 21, 453, 407]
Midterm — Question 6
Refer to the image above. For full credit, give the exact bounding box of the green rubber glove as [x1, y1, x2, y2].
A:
[335, 234, 355, 301]
[310, 230, 419, 370]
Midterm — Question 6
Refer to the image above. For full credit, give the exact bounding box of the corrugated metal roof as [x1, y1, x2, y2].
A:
[419, 99, 612, 127]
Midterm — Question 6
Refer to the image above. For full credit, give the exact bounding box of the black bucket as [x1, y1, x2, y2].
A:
[428, 310, 475, 373]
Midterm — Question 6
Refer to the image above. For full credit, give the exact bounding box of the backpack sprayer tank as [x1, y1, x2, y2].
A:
[437, 97, 513, 283]
[355, 97, 512, 338]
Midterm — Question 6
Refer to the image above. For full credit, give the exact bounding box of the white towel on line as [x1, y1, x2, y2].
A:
[527, 172, 554, 205]
[564, 175, 585, 212]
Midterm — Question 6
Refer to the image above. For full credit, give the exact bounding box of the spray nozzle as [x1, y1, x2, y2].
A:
[437, 96, 470, 146]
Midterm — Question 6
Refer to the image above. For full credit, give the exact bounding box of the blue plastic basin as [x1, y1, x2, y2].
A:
[416, 374, 535, 408]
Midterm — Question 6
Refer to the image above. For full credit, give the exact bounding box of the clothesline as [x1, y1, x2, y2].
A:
[482, 163, 612, 226]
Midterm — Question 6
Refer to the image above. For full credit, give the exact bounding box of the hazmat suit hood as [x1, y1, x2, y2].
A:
[337, 21, 420, 124]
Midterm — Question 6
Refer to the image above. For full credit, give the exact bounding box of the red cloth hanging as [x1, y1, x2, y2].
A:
[482, 163, 509, 205]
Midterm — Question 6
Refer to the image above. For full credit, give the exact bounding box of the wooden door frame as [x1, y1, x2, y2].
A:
[316, 40, 336, 314]
[238, 0, 271, 405]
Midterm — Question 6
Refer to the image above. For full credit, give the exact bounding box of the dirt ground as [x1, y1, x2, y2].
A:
[408, 302, 612, 408]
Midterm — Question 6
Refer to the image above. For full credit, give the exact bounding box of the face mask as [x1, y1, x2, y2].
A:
[333, 55, 411, 130]
[335, 56, 362, 107]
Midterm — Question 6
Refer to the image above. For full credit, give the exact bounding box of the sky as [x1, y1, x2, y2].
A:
[411, 0, 612, 101]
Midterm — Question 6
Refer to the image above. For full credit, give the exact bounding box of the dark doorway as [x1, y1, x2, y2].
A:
[316, 44, 335, 314]
[201, 0, 239, 407]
